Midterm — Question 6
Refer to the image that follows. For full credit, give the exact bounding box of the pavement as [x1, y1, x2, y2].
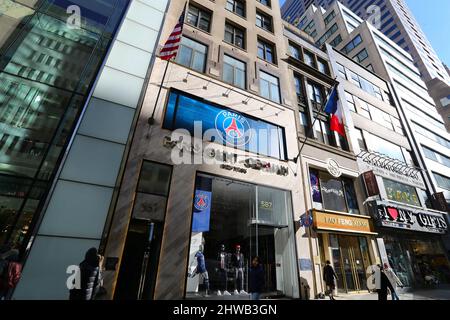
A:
[331, 285, 450, 300]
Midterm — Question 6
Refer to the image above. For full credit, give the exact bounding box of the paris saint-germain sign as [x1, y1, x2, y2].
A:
[215, 110, 252, 147]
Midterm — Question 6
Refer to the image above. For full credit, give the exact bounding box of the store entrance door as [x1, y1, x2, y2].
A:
[331, 235, 370, 293]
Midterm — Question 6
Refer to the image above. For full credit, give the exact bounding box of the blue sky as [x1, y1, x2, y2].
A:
[278, 0, 449, 66]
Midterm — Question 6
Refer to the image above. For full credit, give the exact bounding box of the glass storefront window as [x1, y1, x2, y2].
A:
[384, 235, 450, 287]
[310, 169, 359, 214]
[186, 174, 299, 299]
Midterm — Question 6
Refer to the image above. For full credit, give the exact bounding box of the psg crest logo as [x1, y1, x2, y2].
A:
[194, 192, 210, 211]
[215, 110, 251, 147]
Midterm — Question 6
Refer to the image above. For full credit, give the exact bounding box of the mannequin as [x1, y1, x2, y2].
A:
[194, 245, 210, 297]
[231, 244, 247, 295]
[216, 244, 231, 296]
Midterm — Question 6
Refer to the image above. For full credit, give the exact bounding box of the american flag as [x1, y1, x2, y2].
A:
[160, 4, 186, 61]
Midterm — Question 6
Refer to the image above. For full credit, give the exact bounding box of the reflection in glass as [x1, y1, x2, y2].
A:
[0, 0, 130, 248]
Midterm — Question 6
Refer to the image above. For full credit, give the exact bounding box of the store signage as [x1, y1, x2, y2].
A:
[215, 110, 252, 147]
[363, 171, 380, 197]
[312, 210, 376, 235]
[300, 213, 313, 227]
[357, 151, 425, 189]
[326, 158, 342, 178]
[163, 136, 289, 176]
[374, 201, 448, 234]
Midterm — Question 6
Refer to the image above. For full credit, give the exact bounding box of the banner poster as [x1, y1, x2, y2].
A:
[192, 189, 212, 232]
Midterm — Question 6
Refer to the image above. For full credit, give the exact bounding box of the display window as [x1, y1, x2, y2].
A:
[384, 235, 450, 287]
[310, 169, 360, 214]
[185, 174, 299, 299]
[383, 178, 420, 207]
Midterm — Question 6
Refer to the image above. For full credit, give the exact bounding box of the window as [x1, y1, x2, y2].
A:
[366, 134, 405, 162]
[329, 34, 342, 47]
[317, 59, 329, 75]
[257, 39, 275, 63]
[336, 63, 346, 79]
[433, 173, 450, 191]
[342, 35, 362, 54]
[303, 20, 315, 32]
[355, 128, 367, 151]
[258, 0, 271, 7]
[414, 122, 450, 149]
[294, 73, 305, 104]
[354, 49, 368, 63]
[310, 169, 359, 213]
[163, 89, 286, 159]
[186, 4, 212, 32]
[358, 100, 371, 119]
[137, 161, 172, 196]
[383, 178, 420, 206]
[223, 54, 246, 89]
[314, 119, 334, 146]
[303, 50, 315, 68]
[226, 0, 245, 17]
[423, 146, 450, 167]
[324, 10, 336, 25]
[345, 91, 356, 112]
[307, 82, 323, 106]
[256, 10, 273, 32]
[225, 22, 245, 49]
[316, 23, 338, 47]
[289, 43, 301, 60]
[299, 111, 309, 136]
[368, 105, 394, 131]
[259, 71, 281, 103]
[176, 37, 208, 72]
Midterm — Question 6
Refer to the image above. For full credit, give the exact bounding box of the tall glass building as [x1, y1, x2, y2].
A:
[0, 0, 170, 299]
[0, 0, 130, 250]
[282, 0, 450, 85]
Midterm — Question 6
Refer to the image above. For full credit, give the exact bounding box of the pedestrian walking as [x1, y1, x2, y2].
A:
[384, 263, 403, 300]
[69, 247, 101, 300]
[323, 260, 338, 300]
[249, 256, 265, 300]
[377, 265, 395, 301]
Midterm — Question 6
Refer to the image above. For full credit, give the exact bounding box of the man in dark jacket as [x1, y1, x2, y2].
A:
[378, 265, 395, 301]
[70, 247, 100, 300]
[249, 257, 264, 300]
[323, 260, 338, 300]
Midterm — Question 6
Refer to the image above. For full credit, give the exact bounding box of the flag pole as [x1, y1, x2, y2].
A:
[148, 1, 187, 125]
[293, 80, 338, 163]
[148, 59, 171, 125]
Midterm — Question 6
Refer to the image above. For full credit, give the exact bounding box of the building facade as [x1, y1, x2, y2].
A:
[286, 0, 450, 288]
[2, 0, 171, 299]
[282, 0, 450, 85]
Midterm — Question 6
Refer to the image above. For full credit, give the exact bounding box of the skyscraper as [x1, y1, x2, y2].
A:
[282, 0, 450, 86]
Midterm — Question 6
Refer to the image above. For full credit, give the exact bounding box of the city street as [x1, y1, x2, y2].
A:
[332, 286, 450, 300]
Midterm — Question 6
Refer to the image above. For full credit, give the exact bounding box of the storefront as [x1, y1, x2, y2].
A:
[185, 173, 299, 299]
[371, 201, 450, 287]
[314, 210, 377, 293]
[359, 151, 450, 288]
[109, 82, 303, 300]
[306, 166, 379, 294]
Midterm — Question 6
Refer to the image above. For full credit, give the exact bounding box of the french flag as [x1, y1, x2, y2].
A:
[324, 86, 345, 137]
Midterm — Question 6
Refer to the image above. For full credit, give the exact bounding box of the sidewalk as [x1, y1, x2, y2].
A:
[331, 285, 450, 300]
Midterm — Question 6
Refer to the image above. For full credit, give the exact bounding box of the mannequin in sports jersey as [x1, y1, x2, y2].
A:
[216, 244, 231, 296]
[194, 245, 210, 297]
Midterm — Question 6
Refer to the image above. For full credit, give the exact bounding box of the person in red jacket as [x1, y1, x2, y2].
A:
[0, 249, 22, 300]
